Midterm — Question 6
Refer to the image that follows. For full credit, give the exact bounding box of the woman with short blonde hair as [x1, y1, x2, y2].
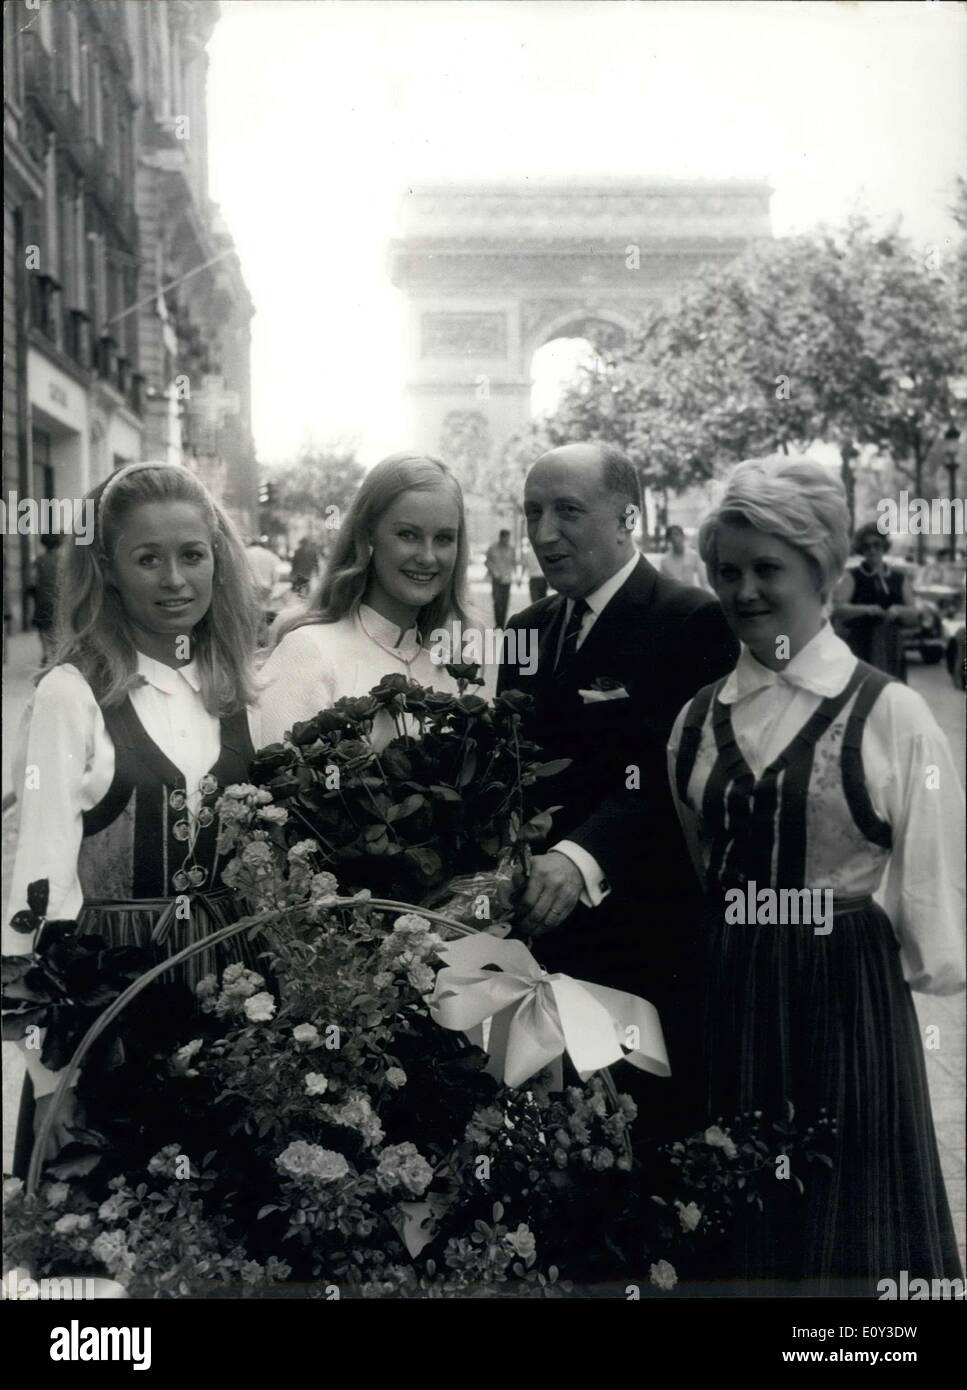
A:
[670, 455, 963, 1293]
[697, 455, 851, 600]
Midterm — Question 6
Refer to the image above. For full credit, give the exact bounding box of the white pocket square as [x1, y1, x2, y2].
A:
[579, 686, 630, 703]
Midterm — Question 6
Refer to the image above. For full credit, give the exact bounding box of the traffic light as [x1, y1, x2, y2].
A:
[258, 480, 277, 506]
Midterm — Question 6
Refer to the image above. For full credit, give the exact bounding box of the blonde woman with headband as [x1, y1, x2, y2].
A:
[668, 456, 964, 1294]
[260, 453, 472, 747]
[5, 462, 263, 1175]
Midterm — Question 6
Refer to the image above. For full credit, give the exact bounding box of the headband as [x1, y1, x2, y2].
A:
[95, 460, 185, 552]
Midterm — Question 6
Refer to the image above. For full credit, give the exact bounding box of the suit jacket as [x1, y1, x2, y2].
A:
[497, 556, 738, 1002]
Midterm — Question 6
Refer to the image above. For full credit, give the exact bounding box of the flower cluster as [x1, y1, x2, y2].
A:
[276, 1142, 351, 1185]
[375, 1142, 434, 1197]
[197, 963, 269, 1018]
[374, 913, 444, 994]
[319, 1090, 385, 1150]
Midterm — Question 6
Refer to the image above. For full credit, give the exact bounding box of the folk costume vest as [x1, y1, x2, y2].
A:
[674, 660, 894, 901]
[78, 696, 254, 901]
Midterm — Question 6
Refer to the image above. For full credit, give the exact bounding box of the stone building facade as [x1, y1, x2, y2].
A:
[2, 0, 256, 639]
[390, 181, 772, 548]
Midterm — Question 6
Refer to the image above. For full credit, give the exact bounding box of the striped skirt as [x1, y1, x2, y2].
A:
[702, 896, 962, 1295]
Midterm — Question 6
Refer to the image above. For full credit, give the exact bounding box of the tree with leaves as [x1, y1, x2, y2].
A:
[529, 215, 965, 546]
[268, 442, 366, 549]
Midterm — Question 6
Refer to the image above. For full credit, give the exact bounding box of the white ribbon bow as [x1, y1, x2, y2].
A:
[429, 934, 670, 1089]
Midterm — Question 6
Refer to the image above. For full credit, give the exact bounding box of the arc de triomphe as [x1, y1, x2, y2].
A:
[390, 180, 772, 541]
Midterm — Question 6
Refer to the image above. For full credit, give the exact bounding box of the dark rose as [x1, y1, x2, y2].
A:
[422, 691, 456, 716]
[333, 695, 379, 726]
[371, 673, 411, 704]
[381, 743, 415, 780]
[316, 709, 350, 735]
[251, 743, 298, 778]
[328, 738, 376, 770]
[445, 663, 483, 686]
[454, 694, 489, 719]
[301, 744, 339, 772]
[494, 689, 532, 717]
[399, 685, 429, 715]
[290, 716, 321, 746]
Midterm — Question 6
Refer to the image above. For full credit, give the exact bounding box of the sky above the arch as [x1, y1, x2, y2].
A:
[206, 0, 967, 468]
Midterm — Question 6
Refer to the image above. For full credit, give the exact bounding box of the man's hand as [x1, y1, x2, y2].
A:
[517, 851, 584, 937]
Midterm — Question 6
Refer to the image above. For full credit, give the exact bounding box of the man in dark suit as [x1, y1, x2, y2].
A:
[498, 443, 738, 1137]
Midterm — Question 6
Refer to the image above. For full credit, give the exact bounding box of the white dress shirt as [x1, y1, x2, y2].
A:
[668, 622, 966, 996]
[258, 604, 461, 748]
[553, 550, 642, 906]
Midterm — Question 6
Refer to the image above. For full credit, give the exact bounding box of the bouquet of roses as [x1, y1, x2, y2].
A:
[224, 664, 568, 929]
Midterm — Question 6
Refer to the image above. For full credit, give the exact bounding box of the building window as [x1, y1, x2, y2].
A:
[31, 429, 54, 503]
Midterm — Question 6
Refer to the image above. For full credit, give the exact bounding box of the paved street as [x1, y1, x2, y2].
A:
[2, 596, 963, 1273]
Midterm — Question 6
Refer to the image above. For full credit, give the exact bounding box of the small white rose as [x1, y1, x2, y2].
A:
[243, 991, 276, 1023]
[649, 1259, 678, 1291]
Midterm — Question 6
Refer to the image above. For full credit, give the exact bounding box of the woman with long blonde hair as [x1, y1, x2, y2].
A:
[5, 461, 263, 1174]
[260, 452, 472, 747]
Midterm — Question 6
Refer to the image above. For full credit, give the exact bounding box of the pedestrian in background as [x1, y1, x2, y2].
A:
[832, 523, 918, 681]
[660, 523, 706, 589]
[485, 527, 516, 629]
[522, 537, 548, 602]
[290, 535, 320, 590]
[244, 535, 286, 642]
[31, 532, 63, 665]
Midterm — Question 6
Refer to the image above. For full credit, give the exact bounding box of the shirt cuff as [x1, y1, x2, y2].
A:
[553, 841, 610, 908]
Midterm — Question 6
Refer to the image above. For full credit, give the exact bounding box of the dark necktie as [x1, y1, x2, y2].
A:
[556, 597, 590, 670]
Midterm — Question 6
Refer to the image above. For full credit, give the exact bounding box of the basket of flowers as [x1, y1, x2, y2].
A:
[2, 670, 835, 1298]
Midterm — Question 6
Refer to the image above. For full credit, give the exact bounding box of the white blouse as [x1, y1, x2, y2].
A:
[667, 623, 965, 997]
[4, 654, 261, 949]
[5, 655, 260, 1099]
[258, 605, 462, 748]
